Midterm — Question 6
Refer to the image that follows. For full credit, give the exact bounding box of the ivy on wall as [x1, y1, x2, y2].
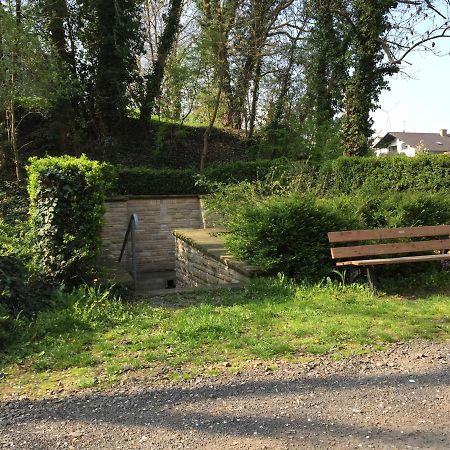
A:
[27, 155, 114, 281]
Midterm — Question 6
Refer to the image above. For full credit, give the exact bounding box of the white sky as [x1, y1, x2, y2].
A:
[372, 39, 450, 137]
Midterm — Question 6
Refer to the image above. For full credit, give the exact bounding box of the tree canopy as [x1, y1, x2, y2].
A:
[1, 0, 450, 177]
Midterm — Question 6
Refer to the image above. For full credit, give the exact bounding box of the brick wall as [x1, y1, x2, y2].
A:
[174, 229, 259, 287]
[102, 196, 205, 272]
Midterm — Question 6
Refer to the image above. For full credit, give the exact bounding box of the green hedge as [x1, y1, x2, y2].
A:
[27, 155, 113, 281]
[115, 159, 301, 196]
[355, 191, 450, 229]
[330, 155, 450, 194]
[212, 188, 450, 281]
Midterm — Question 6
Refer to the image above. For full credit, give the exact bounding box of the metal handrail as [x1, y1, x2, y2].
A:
[118, 213, 139, 287]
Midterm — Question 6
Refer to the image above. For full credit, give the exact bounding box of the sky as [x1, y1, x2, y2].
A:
[371, 39, 450, 137]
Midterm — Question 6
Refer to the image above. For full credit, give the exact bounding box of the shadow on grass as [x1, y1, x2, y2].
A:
[376, 267, 450, 299]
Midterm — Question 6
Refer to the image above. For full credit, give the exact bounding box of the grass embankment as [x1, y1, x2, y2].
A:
[1, 273, 449, 398]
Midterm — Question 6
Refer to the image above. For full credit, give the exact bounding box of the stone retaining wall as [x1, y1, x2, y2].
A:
[174, 228, 260, 287]
[102, 196, 205, 272]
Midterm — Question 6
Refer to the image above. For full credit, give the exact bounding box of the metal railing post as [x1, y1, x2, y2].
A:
[131, 218, 137, 289]
[118, 213, 139, 290]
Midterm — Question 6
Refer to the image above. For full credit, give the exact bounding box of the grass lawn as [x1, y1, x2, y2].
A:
[1, 272, 449, 398]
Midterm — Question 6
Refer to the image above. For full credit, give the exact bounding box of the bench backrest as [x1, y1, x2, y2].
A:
[328, 225, 450, 260]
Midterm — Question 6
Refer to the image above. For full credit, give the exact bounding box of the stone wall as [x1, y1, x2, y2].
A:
[174, 228, 260, 287]
[102, 196, 205, 272]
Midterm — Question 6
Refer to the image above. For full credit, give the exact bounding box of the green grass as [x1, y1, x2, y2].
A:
[1, 272, 449, 397]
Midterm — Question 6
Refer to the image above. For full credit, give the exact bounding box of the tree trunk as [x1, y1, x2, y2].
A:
[248, 55, 262, 139]
[140, 0, 183, 124]
[270, 32, 299, 127]
[45, 0, 74, 151]
[200, 79, 222, 172]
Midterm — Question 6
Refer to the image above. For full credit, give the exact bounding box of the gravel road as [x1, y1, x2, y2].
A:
[1, 340, 449, 449]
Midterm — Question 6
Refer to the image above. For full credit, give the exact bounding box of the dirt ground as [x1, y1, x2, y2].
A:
[1, 340, 449, 449]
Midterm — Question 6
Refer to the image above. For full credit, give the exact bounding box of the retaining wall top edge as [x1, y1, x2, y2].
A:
[106, 194, 202, 202]
[173, 228, 261, 277]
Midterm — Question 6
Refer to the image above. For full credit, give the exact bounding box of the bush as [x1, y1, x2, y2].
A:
[330, 155, 450, 194]
[0, 219, 30, 260]
[27, 155, 114, 281]
[0, 303, 13, 349]
[0, 256, 32, 314]
[114, 159, 309, 196]
[116, 166, 202, 196]
[370, 191, 450, 229]
[0, 178, 29, 223]
[207, 179, 450, 281]
[224, 193, 364, 280]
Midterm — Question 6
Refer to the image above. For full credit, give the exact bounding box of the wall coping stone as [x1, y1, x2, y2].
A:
[106, 194, 202, 202]
[173, 228, 261, 277]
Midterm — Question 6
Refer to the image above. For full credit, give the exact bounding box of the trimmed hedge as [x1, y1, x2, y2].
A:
[27, 155, 113, 281]
[114, 159, 301, 196]
[210, 186, 450, 281]
[330, 155, 450, 194]
[116, 167, 202, 196]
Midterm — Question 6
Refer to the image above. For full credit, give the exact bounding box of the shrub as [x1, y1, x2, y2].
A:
[0, 303, 13, 349]
[377, 191, 450, 228]
[27, 155, 114, 281]
[116, 166, 202, 196]
[330, 155, 450, 194]
[0, 219, 30, 259]
[0, 255, 32, 314]
[114, 159, 310, 196]
[0, 178, 29, 223]
[224, 193, 364, 280]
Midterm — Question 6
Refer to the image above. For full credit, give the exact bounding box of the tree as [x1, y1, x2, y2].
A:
[0, 2, 64, 180]
[93, 0, 142, 135]
[140, 0, 184, 123]
[341, 0, 397, 156]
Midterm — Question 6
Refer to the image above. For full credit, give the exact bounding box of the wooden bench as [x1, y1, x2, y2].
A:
[328, 225, 450, 289]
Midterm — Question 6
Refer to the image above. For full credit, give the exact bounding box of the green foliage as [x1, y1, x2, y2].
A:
[206, 167, 450, 281]
[330, 155, 450, 194]
[0, 178, 29, 223]
[354, 191, 450, 229]
[341, 1, 397, 156]
[254, 118, 344, 163]
[0, 302, 13, 349]
[0, 256, 30, 315]
[0, 254, 50, 317]
[116, 166, 202, 196]
[27, 155, 114, 281]
[223, 193, 363, 280]
[115, 158, 308, 195]
[80, 0, 143, 132]
[2, 272, 449, 395]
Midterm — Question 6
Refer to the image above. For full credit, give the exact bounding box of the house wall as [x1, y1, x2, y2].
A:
[101, 196, 206, 272]
[375, 139, 416, 157]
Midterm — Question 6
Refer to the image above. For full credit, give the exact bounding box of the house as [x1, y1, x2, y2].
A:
[373, 129, 450, 157]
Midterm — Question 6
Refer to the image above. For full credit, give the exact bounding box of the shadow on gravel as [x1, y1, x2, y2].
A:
[2, 365, 449, 447]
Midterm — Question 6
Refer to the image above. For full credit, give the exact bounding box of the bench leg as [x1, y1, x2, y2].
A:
[345, 267, 361, 284]
[366, 266, 378, 291]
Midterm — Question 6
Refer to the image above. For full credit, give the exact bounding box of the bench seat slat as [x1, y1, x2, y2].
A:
[328, 225, 450, 243]
[331, 239, 450, 259]
[336, 253, 450, 267]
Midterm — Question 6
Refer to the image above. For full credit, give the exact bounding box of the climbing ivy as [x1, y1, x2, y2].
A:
[27, 155, 114, 281]
[341, 0, 397, 156]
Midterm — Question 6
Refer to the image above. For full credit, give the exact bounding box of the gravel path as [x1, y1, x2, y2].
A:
[1, 340, 449, 449]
